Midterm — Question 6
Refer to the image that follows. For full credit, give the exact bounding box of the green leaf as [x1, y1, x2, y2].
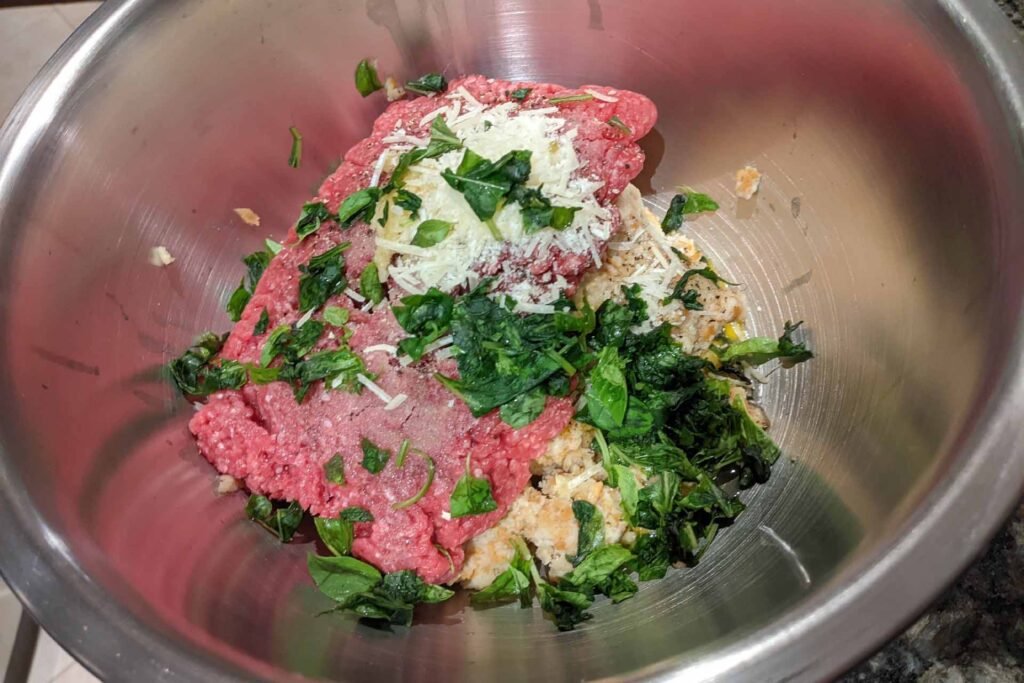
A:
[392, 287, 455, 360]
[393, 189, 422, 215]
[354, 58, 383, 97]
[561, 545, 634, 594]
[278, 347, 367, 401]
[295, 202, 333, 241]
[298, 244, 350, 312]
[571, 500, 604, 565]
[633, 532, 670, 580]
[323, 454, 345, 485]
[396, 439, 411, 468]
[612, 465, 639, 524]
[336, 188, 381, 227]
[388, 116, 464, 188]
[246, 364, 279, 384]
[314, 516, 354, 556]
[377, 570, 454, 604]
[358, 263, 385, 305]
[441, 148, 532, 221]
[360, 437, 390, 474]
[323, 306, 350, 327]
[508, 87, 532, 101]
[607, 115, 632, 135]
[405, 72, 447, 95]
[307, 554, 382, 602]
[244, 493, 272, 521]
[253, 308, 270, 335]
[661, 266, 737, 305]
[226, 279, 251, 322]
[719, 321, 813, 368]
[449, 470, 498, 518]
[411, 219, 454, 247]
[499, 389, 547, 428]
[265, 238, 284, 255]
[661, 191, 720, 233]
[339, 506, 374, 522]
[288, 126, 302, 168]
[586, 346, 628, 430]
[471, 538, 533, 607]
[548, 93, 596, 104]
[245, 495, 303, 542]
[169, 332, 247, 396]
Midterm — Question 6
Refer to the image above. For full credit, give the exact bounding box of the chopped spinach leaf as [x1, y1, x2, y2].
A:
[607, 115, 632, 135]
[336, 188, 381, 227]
[323, 306, 350, 327]
[396, 439, 411, 468]
[265, 238, 284, 255]
[405, 72, 448, 95]
[449, 458, 498, 518]
[244, 495, 303, 542]
[314, 516, 354, 556]
[585, 345, 628, 430]
[360, 438, 390, 474]
[169, 332, 247, 396]
[288, 126, 303, 168]
[548, 93, 596, 104]
[388, 116, 463, 187]
[278, 346, 367, 402]
[661, 191, 720, 232]
[662, 266, 737, 305]
[571, 500, 604, 565]
[471, 537, 533, 607]
[499, 389, 547, 428]
[339, 506, 374, 522]
[719, 321, 813, 368]
[508, 185, 580, 234]
[355, 59, 383, 97]
[358, 263, 385, 305]
[411, 219, 453, 248]
[441, 148, 532, 221]
[254, 308, 271, 335]
[508, 87, 532, 101]
[393, 189, 422, 215]
[298, 244, 350, 313]
[392, 287, 455, 360]
[294, 202, 333, 241]
[307, 553, 453, 626]
[324, 454, 345, 485]
[226, 280, 251, 322]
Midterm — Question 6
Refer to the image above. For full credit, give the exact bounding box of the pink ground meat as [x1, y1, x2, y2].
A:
[189, 76, 657, 583]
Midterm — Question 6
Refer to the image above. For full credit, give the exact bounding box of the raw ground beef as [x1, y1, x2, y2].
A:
[189, 76, 657, 583]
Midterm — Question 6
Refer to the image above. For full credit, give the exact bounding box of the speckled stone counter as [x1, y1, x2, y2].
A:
[844, 5, 1024, 680]
[844, 507, 1023, 681]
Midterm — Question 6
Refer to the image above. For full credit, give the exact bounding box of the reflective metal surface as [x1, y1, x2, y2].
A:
[1, 1, 1023, 681]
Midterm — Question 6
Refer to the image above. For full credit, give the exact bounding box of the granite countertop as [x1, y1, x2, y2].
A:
[845, 5, 1024, 679]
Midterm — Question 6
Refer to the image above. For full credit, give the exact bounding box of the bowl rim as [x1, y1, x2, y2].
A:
[0, 1, 1022, 681]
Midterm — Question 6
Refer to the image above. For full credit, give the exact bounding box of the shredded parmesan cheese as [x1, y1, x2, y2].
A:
[584, 88, 619, 103]
[384, 394, 408, 411]
[344, 287, 366, 303]
[355, 374, 393, 403]
[363, 344, 398, 355]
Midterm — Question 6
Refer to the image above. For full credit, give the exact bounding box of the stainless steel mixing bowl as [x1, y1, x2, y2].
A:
[1, 1, 1023, 681]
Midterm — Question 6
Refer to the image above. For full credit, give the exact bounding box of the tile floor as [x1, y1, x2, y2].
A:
[1, 4, 104, 679]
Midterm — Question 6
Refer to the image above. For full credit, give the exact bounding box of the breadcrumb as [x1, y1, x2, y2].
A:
[233, 208, 261, 226]
[148, 246, 175, 267]
[735, 165, 762, 199]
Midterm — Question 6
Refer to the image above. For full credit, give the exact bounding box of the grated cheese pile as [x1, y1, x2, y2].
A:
[370, 89, 613, 307]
